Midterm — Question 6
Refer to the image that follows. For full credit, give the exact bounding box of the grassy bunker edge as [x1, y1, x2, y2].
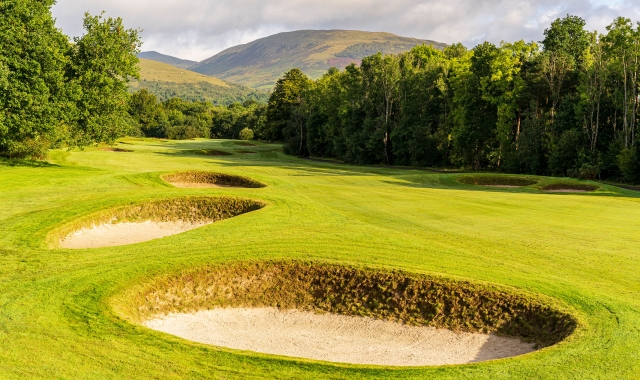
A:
[118, 261, 577, 349]
[458, 175, 538, 187]
[541, 183, 600, 192]
[162, 171, 267, 188]
[49, 196, 267, 247]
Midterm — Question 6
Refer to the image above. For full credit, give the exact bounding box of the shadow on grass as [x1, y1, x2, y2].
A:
[0, 158, 60, 168]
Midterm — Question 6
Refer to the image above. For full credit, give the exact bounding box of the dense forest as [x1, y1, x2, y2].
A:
[263, 16, 640, 182]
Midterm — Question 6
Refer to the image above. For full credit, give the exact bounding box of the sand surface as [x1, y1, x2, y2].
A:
[144, 308, 536, 366]
[60, 220, 211, 249]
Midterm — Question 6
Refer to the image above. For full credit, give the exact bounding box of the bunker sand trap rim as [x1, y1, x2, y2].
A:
[59, 220, 211, 249]
[144, 307, 536, 366]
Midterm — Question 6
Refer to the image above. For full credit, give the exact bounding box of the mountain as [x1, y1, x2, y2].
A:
[137, 51, 197, 69]
[130, 59, 269, 105]
[189, 30, 447, 89]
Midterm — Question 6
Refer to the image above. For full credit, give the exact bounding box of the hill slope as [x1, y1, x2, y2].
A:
[130, 59, 268, 105]
[137, 51, 197, 69]
[190, 30, 447, 89]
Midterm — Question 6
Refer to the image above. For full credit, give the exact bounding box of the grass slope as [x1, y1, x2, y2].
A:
[130, 59, 269, 104]
[190, 30, 448, 89]
[138, 51, 198, 69]
[0, 139, 639, 379]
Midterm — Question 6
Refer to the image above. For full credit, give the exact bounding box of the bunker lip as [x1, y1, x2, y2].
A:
[99, 147, 133, 153]
[193, 149, 233, 156]
[126, 261, 577, 366]
[53, 196, 266, 249]
[458, 175, 537, 187]
[162, 171, 266, 189]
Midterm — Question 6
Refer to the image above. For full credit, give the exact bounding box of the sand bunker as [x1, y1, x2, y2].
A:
[56, 196, 265, 249]
[59, 220, 210, 249]
[145, 307, 535, 366]
[541, 183, 598, 193]
[459, 175, 537, 187]
[162, 171, 266, 189]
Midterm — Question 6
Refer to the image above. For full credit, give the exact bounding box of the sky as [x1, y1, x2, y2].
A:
[51, 0, 640, 62]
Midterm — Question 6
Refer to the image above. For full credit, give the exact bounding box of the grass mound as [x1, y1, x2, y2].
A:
[459, 175, 537, 187]
[193, 149, 233, 156]
[52, 196, 266, 245]
[99, 147, 133, 153]
[125, 261, 576, 348]
[162, 171, 266, 188]
[542, 183, 599, 192]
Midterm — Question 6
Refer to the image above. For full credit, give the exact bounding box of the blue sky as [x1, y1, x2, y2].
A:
[51, 0, 640, 61]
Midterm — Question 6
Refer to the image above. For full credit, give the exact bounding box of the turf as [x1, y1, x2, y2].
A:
[0, 138, 639, 379]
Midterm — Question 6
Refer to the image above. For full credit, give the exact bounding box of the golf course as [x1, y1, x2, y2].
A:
[0, 138, 638, 379]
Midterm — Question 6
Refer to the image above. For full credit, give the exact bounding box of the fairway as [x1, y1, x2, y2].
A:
[0, 138, 639, 379]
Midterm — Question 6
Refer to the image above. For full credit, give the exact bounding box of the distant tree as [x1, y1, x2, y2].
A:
[67, 12, 142, 147]
[239, 128, 254, 140]
[265, 68, 311, 154]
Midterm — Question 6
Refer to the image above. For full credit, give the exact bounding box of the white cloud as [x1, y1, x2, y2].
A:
[50, 0, 640, 61]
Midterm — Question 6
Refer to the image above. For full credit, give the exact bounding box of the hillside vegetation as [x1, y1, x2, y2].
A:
[190, 30, 447, 89]
[130, 59, 268, 104]
[138, 51, 197, 69]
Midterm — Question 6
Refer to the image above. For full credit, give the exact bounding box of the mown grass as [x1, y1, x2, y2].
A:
[0, 138, 639, 379]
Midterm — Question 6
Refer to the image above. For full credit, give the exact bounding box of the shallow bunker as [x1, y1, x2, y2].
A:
[458, 175, 537, 188]
[129, 261, 576, 366]
[57, 196, 265, 249]
[162, 171, 266, 189]
[193, 149, 233, 156]
[99, 147, 133, 153]
[541, 183, 599, 193]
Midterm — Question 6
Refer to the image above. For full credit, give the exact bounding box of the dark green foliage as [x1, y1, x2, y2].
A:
[0, 0, 69, 158]
[458, 175, 537, 187]
[0, 2, 141, 158]
[129, 80, 268, 105]
[541, 183, 599, 191]
[162, 171, 267, 188]
[265, 14, 640, 183]
[128, 94, 267, 140]
[335, 42, 425, 60]
[133, 261, 576, 347]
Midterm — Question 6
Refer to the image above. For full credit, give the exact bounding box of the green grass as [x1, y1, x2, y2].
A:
[0, 138, 639, 379]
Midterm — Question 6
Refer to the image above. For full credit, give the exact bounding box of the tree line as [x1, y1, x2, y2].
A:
[0, 0, 141, 158]
[264, 15, 640, 182]
[128, 89, 265, 140]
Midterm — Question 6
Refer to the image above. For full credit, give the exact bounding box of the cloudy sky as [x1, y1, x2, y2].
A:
[51, 0, 640, 62]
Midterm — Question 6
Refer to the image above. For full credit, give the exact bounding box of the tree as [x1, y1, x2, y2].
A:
[0, 0, 69, 158]
[264, 68, 311, 154]
[67, 12, 142, 147]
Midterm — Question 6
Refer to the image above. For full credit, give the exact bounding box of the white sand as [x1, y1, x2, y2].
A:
[144, 308, 536, 366]
[59, 220, 210, 249]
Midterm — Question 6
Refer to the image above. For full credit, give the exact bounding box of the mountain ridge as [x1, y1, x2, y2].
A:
[189, 30, 447, 89]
